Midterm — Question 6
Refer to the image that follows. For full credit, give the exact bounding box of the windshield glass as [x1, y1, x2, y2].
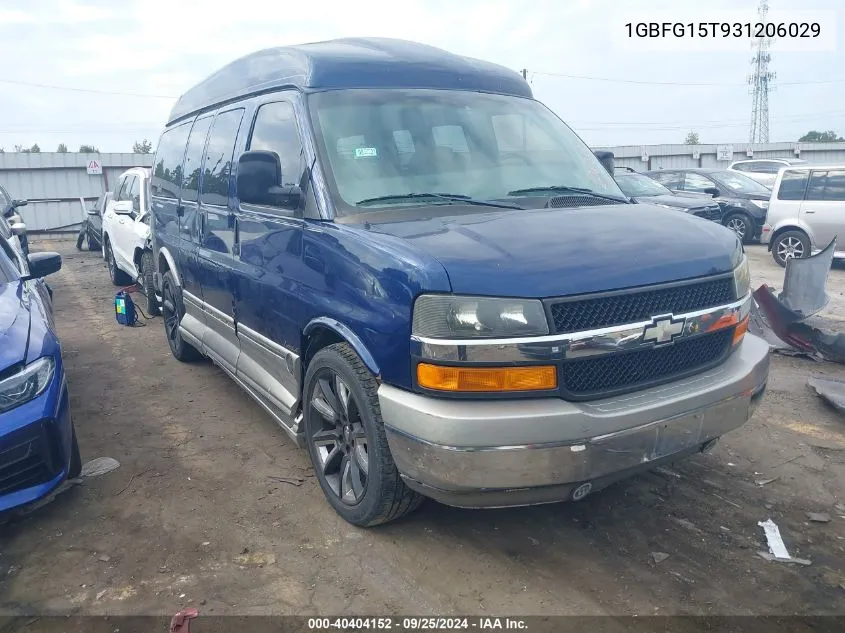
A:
[308, 89, 623, 213]
[714, 170, 771, 195]
[614, 173, 672, 197]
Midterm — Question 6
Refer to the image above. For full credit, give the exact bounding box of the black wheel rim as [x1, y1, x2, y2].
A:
[309, 370, 368, 505]
[162, 283, 180, 346]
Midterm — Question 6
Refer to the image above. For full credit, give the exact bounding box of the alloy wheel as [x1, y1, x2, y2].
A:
[309, 370, 369, 505]
[727, 216, 747, 239]
[777, 236, 805, 261]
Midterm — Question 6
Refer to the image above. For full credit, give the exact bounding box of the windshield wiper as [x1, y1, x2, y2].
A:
[355, 192, 523, 210]
[507, 185, 629, 204]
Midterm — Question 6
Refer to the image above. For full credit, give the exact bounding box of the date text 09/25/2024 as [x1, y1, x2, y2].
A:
[625, 22, 821, 38]
[307, 617, 528, 630]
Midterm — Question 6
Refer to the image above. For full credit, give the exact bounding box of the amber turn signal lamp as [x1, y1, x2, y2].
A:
[417, 364, 557, 392]
[733, 315, 749, 346]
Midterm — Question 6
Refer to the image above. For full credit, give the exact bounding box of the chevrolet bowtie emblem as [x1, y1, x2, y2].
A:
[642, 315, 686, 344]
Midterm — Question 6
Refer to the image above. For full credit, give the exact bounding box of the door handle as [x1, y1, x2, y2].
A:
[804, 209, 816, 214]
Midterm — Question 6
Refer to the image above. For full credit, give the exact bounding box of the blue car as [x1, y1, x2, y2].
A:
[150, 38, 769, 526]
[0, 238, 79, 514]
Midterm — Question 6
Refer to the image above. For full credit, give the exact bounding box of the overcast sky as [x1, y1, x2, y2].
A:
[0, 0, 842, 153]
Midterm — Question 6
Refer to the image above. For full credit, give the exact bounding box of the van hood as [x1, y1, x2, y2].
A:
[362, 204, 741, 297]
[0, 282, 30, 372]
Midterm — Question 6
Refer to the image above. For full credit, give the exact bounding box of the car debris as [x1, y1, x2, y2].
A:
[651, 552, 671, 564]
[806, 512, 831, 523]
[750, 238, 845, 364]
[807, 377, 845, 415]
[757, 518, 811, 565]
[80, 457, 121, 478]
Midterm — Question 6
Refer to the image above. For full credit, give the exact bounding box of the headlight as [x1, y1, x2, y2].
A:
[412, 295, 549, 339]
[733, 256, 751, 299]
[0, 357, 55, 414]
[750, 200, 769, 209]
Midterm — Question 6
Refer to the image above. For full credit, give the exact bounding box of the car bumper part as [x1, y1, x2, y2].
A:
[379, 334, 769, 508]
[0, 366, 73, 514]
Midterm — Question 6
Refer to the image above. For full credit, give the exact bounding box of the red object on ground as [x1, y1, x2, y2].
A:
[170, 608, 199, 633]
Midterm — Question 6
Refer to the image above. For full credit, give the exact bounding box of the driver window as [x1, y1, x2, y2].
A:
[127, 176, 141, 216]
[683, 172, 715, 193]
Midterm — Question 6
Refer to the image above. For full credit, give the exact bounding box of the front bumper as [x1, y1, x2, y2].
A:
[380, 334, 770, 508]
[0, 363, 73, 514]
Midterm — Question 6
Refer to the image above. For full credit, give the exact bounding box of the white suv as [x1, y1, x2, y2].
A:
[729, 158, 807, 188]
[102, 167, 159, 314]
[761, 164, 845, 267]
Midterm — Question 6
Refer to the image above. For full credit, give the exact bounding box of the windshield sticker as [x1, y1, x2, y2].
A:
[354, 147, 378, 158]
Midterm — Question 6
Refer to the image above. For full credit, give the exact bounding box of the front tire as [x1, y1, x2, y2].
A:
[139, 251, 160, 316]
[105, 239, 132, 286]
[161, 270, 202, 362]
[772, 230, 810, 268]
[86, 232, 100, 252]
[303, 343, 422, 527]
[724, 212, 753, 244]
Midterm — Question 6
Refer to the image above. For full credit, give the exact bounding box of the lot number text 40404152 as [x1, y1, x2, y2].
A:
[307, 617, 529, 630]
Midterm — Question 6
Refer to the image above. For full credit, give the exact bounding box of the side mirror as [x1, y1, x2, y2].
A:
[12, 199, 27, 209]
[23, 252, 62, 281]
[112, 200, 133, 215]
[237, 150, 302, 209]
[10, 222, 26, 236]
[704, 187, 721, 197]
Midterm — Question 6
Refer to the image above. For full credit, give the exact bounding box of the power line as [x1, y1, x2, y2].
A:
[530, 70, 844, 87]
[569, 109, 845, 127]
[0, 78, 177, 99]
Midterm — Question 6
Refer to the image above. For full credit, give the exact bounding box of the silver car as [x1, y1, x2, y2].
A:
[761, 164, 845, 266]
[729, 158, 807, 188]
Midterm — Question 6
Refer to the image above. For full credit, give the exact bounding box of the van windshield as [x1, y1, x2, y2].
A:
[308, 89, 623, 214]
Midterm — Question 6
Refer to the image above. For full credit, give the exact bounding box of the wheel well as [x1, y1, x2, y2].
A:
[769, 225, 808, 251]
[158, 252, 171, 277]
[301, 326, 344, 379]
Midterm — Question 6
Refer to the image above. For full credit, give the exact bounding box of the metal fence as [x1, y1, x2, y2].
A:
[592, 141, 845, 172]
[0, 152, 154, 232]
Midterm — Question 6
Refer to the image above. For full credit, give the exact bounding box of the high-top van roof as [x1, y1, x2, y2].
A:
[167, 37, 533, 125]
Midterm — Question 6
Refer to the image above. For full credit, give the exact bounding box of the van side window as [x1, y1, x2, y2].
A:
[247, 101, 305, 208]
[777, 170, 809, 201]
[152, 122, 192, 199]
[181, 116, 214, 204]
[807, 170, 845, 202]
[201, 109, 245, 207]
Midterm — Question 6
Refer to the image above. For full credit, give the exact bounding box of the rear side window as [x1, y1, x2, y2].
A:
[732, 162, 752, 172]
[201, 109, 245, 207]
[807, 170, 845, 202]
[152, 122, 192, 199]
[180, 117, 214, 203]
[757, 161, 784, 174]
[777, 170, 809, 200]
[248, 101, 305, 193]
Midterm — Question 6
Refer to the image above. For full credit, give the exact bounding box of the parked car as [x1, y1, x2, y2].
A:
[151, 38, 768, 526]
[1, 183, 29, 256]
[729, 158, 808, 188]
[101, 168, 158, 314]
[76, 192, 109, 253]
[613, 168, 722, 222]
[761, 164, 845, 267]
[645, 168, 771, 243]
[0, 235, 80, 514]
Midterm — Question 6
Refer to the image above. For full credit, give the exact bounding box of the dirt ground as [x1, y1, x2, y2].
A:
[1, 238, 844, 618]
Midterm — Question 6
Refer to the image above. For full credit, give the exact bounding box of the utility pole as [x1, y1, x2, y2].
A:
[748, 0, 776, 143]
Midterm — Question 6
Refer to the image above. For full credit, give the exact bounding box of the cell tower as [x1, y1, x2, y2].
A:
[748, 0, 776, 143]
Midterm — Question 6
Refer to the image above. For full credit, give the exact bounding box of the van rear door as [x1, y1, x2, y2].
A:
[801, 169, 845, 250]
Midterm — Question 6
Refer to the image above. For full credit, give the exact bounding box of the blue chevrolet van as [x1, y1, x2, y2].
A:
[151, 38, 769, 526]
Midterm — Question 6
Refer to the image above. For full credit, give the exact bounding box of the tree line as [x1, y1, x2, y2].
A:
[0, 139, 154, 153]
